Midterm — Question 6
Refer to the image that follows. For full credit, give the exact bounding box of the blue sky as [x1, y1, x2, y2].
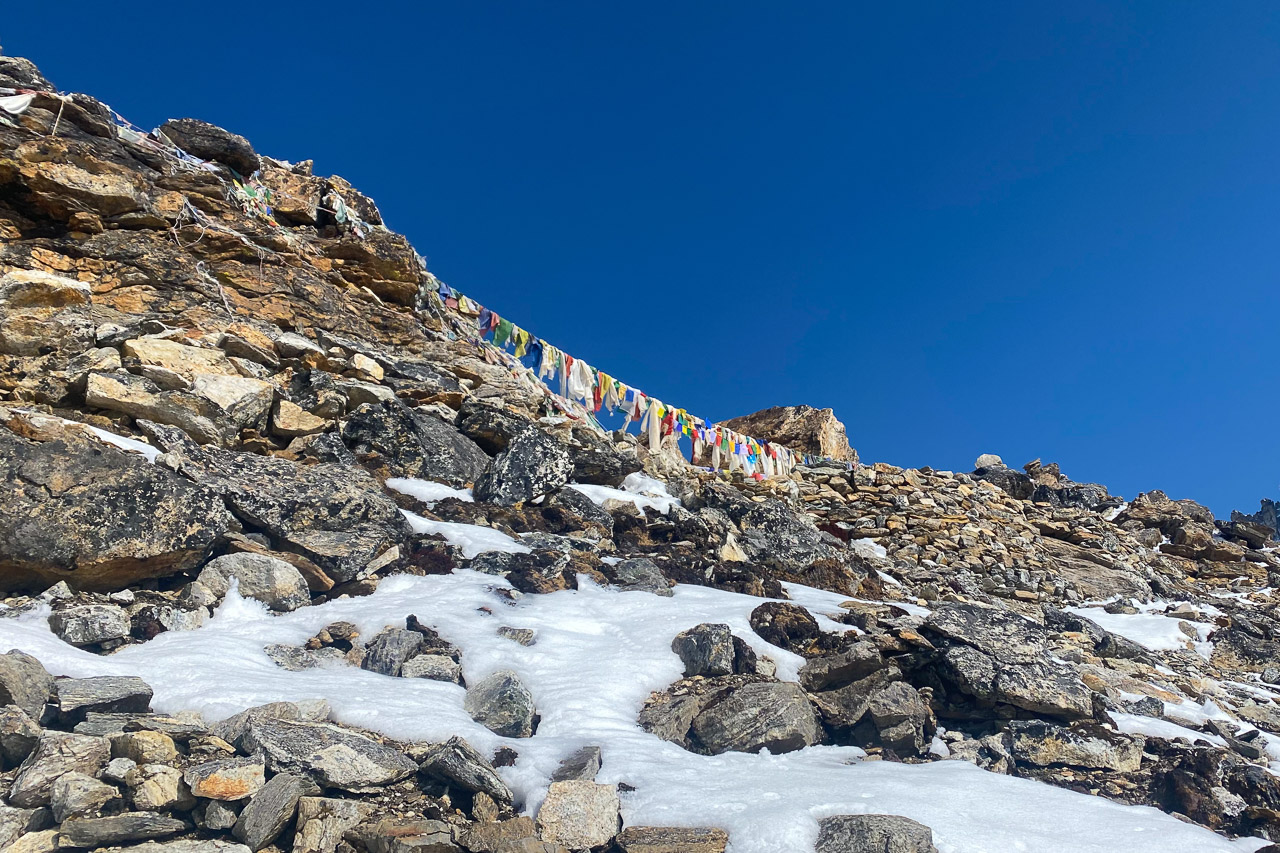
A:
[7, 3, 1278, 516]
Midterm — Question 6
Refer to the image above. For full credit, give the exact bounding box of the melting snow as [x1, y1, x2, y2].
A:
[1065, 603, 1216, 659]
[1109, 713, 1227, 747]
[567, 473, 681, 516]
[399, 511, 530, 558]
[0, 572, 1264, 853]
[385, 477, 474, 506]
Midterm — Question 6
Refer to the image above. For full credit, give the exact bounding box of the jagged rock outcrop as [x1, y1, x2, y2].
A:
[721, 405, 857, 464]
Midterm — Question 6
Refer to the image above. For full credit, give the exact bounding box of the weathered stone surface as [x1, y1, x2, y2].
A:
[59, 811, 188, 847]
[400, 654, 463, 683]
[691, 682, 821, 755]
[85, 372, 232, 446]
[57, 676, 154, 719]
[190, 373, 274, 431]
[126, 763, 192, 811]
[0, 650, 54, 719]
[240, 718, 417, 791]
[609, 557, 672, 596]
[49, 604, 130, 646]
[342, 401, 488, 487]
[473, 428, 572, 506]
[294, 796, 374, 853]
[159, 118, 261, 175]
[0, 270, 91, 309]
[111, 730, 178, 765]
[271, 399, 329, 438]
[814, 814, 938, 853]
[748, 602, 820, 653]
[1007, 720, 1144, 772]
[0, 430, 231, 592]
[75, 712, 207, 742]
[454, 399, 532, 455]
[50, 771, 121, 821]
[345, 817, 459, 853]
[535, 780, 620, 850]
[721, 405, 856, 464]
[672, 624, 736, 677]
[183, 758, 266, 801]
[459, 816, 544, 853]
[197, 553, 311, 612]
[0, 705, 42, 765]
[233, 772, 320, 851]
[463, 670, 536, 738]
[550, 745, 602, 783]
[418, 736, 514, 805]
[0, 803, 49, 849]
[867, 682, 934, 756]
[8, 731, 110, 806]
[200, 799, 241, 831]
[210, 700, 328, 745]
[121, 842, 250, 853]
[615, 826, 729, 853]
[4, 828, 59, 853]
[360, 627, 425, 677]
[799, 642, 884, 692]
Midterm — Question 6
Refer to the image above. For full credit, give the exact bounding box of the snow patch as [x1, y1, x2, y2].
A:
[386, 477, 474, 506]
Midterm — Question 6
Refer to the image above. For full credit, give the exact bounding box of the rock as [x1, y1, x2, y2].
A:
[615, 826, 729, 853]
[272, 399, 329, 438]
[550, 746, 602, 783]
[0, 803, 49, 848]
[59, 811, 188, 848]
[0, 430, 232, 592]
[974, 453, 1004, 469]
[1007, 720, 1144, 772]
[85, 372, 232, 446]
[473, 428, 573, 506]
[672, 624, 736, 677]
[49, 604, 130, 646]
[126, 763, 192, 811]
[749, 602, 820, 653]
[341, 401, 488, 487]
[200, 799, 241, 830]
[0, 706, 42, 765]
[721, 405, 856, 464]
[609, 557, 672, 596]
[50, 771, 121, 821]
[240, 718, 417, 791]
[183, 758, 266, 801]
[691, 682, 822, 755]
[360, 627, 425, 676]
[76, 712, 207, 742]
[8, 731, 111, 806]
[210, 700, 329, 745]
[346, 817, 459, 853]
[535, 780, 620, 850]
[111, 730, 178, 764]
[158, 118, 261, 175]
[463, 670, 536, 738]
[401, 654, 463, 683]
[102, 756, 137, 783]
[0, 270, 91, 309]
[866, 682, 933, 755]
[459, 816, 544, 853]
[4, 829, 59, 853]
[814, 814, 938, 853]
[126, 337, 235, 381]
[418, 736, 514, 805]
[454, 399, 534, 455]
[233, 772, 320, 851]
[57, 676, 154, 720]
[197, 553, 311, 612]
[190, 374, 274, 431]
[497, 626, 537, 647]
[122, 842, 250, 853]
[294, 796, 374, 853]
[799, 642, 884, 692]
[0, 650, 54, 719]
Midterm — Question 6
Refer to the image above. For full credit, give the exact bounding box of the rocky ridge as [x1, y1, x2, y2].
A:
[0, 54, 1278, 852]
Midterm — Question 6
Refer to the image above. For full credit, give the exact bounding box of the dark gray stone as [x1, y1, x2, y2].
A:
[473, 429, 573, 506]
[463, 670, 536, 738]
[550, 746, 601, 783]
[815, 814, 938, 853]
[158, 118, 261, 175]
[341, 401, 488, 487]
[59, 811, 187, 848]
[57, 676, 153, 720]
[691, 682, 821, 755]
[454, 399, 533, 455]
[672, 625, 736, 677]
[49, 605, 130, 646]
[419, 736, 513, 805]
[233, 772, 320, 851]
[361, 627, 425, 677]
[799, 642, 884, 692]
[240, 718, 417, 791]
[609, 558, 672, 596]
[0, 705, 41, 766]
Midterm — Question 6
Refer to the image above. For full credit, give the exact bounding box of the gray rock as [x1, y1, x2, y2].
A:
[50, 771, 120, 821]
[419, 736, 514, 805]
[401, 654, 463, 683]
[265, 644, 347, 671]
[233, 772, 320, 851]
[58, 811, 187, 848]
[240, 718, 417, 791]
[57, 676, 153, 720]
[798, 642, 884, 692]
[550, 746, 601, 783]
[200, 799, 241, 831]
[473, 428, 573, 506]
[211, 700, 329, 745]
[49, 604, 130, 646]
[458, 817, 547, 853]
[464, 670, 536, 738]
[75, 712, 207, 742]
[0, 803, 50, 849]
[704, 490, 838, 574]
[8, 731, 111, 807]
[814, 814, 938, 853]
[0, 705, 42, 765]
[158, 118, 261, 175]
[609, 557, 672, 596]
[102, 756, 137, 783]
[122, 842, 250, 853]
[497, 626, 536, 647]
[196, 553, 310, 612]
[454, 399, 534, 455]
[535, 780, 620, 850]
[549, 487, 614, 535]
[341, 401, 488, 487]
[672, 624, 736, 677]
[345, 817, 459, 853]
[183, 757, 266, 801]
[360, 627, 425, 676]
[615, 826, 729, 853]
[691, 682, 821, 755]
[294, 796, 374, 853]
[0, 650, 53, 719]
[1007, 720, 1144, 772]
[867, 682, 933, 756]
[126, 763, 192, 811]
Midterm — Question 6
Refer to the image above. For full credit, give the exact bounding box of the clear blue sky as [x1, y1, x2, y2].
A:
[6, 3, 1278, 516]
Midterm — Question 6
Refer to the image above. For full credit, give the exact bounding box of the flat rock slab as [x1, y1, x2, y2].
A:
[59, 811, 187, 847]
[183, 757, 266, 801]
[419, 736, 513, 804]
[56, 676, 153, 719]
[616, 826, 729, 853]
[242, 718, 417, 791]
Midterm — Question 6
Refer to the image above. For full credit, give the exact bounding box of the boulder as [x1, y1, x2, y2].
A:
[535, 780, 620, 850]
[85, 372, 232, 447]
[360, 627, 425, 677]
[550, 746, 602, 783]
[341, 401, 488, 487]
[401, 654, 463, 683]
[866, 682, 933, 756]
[814, 814, 938, 853]
[0, 803, 49, 849]
[50, 771, 121, 821]
[0, 650, 54, 719]
[59, 811, 188, 848]
[158, 118, 261, 175]
[0, 706, 42, 765]
[463, 670, 536, 738]
[240, 718, 417, 791]
[672, 624, 736, 677]
[798, 642, 884, 692]
[271, 399, 329, 438]
[183, 758, 266, 801]
[749, 602, 820, 653]
[0, 270, 91, 309]
[473, 428, 573, 506]
[110, 730, 178, 764]
[455, 399, 535, 455]
[56, 676, 153, 720]
[418, 736, 514, 805]
[196, 553, 311, 612]
[0, 430, 231, 592]
[294, 797, 375, 853]
[690, 682, 821, 755]
[1007, 720, 1144, 772]
[49, 604, 130, 647]
[608, 557, 672, 596]
[720, 405, 856, 464]
[345, 817, 459, 853]
[615, 826, 729, 853]
[233, 772, 321, 851]
[126, 763, 192, 811]
[8, 732, 111, 807]
[210, 699, 329, 745]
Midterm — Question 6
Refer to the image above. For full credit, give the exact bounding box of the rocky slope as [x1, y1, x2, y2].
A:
[1, 54, 1279, 853]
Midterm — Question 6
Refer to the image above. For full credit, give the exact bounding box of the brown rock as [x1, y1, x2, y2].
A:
[720, 405, 856, 464]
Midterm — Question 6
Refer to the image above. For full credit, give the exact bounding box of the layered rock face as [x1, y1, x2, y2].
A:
[0, 54, 1278, 853]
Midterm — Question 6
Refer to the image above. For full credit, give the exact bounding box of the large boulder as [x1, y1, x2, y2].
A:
[463, 670, 536, 738]
[158, 118, 261, 175]
[671, 624, 736, 678]
[8, 731, 111, 807]
[720, 405, 856, 464]
[473, 428, 573, 506]
[814, 814, 938, 853]
[197, 553, 310, 612]
[690, 682, 821, 755]
[233, 773, 321, 851]
[239, 718, 417, 791]
[536, 780, 620, 850]
[341, 401, 488, 487]
[418, 736, 514, 805]
[0, 651, 54, 719]
[0, 428, 232, 592]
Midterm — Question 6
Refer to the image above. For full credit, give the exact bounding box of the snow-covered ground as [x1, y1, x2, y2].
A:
[0, 570, 1266, 853]
[1065, 601, 1216, 659]
[567, 472, 682, 515]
